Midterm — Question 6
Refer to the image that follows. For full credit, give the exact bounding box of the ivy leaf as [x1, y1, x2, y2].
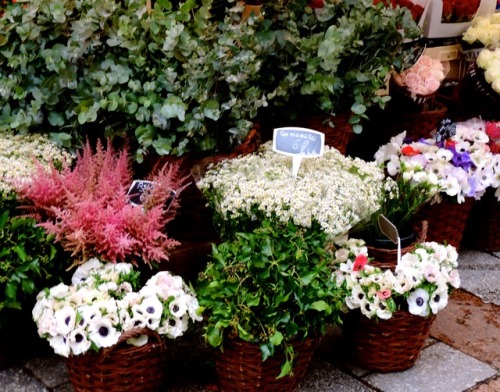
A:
[269, 330, 283, 346]
[276, 359, 292, 379]
[309, 300, 330, 312]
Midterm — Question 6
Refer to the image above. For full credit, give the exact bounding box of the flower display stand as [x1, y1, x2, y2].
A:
[214, 338, 315, 392]
[342, 310, 435, 373]
[66, 328, 167, 392]
[416, 198, 474, 250]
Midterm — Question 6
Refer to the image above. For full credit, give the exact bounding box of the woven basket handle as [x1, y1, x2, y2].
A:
[417, 220, 428, 244]
[98, 327, 163, 364]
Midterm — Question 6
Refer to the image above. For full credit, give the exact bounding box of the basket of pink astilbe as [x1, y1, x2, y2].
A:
[15, 140, 190, 270]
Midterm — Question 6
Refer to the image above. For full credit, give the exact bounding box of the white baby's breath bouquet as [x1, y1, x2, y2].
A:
[197, 141, 385, 238]
[332, 238, 460, 320]
[0, 131, 72, 195]
[32, 258, 202, 357]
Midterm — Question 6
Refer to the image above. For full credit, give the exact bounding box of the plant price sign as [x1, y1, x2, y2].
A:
[273, 127, 325, 177]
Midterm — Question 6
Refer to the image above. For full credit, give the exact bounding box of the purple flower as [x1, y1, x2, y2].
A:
[449, 146, 474, 171]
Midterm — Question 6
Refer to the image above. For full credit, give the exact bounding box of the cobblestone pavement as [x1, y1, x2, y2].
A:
[0, 249, 498, 392]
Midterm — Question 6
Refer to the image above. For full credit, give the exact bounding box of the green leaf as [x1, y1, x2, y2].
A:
[309, 300, 330, 312]
[269, 330, 283, 346]
[206, 326, 223, 348]
[13, 245, 27, 262]
[276, 358, 292, 379]
[351, 102, 366, 115]
[21, 279, 35, 294]
[5, 282, 17, 300]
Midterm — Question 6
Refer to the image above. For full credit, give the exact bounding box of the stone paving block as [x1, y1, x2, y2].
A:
[23, 355, 69, 389]
[431, 290, 500, 369]
[298, 358, 375, 392]
[0, 366, 47, 392]
[471, 376, 500, 392]
[459, 270, 500, 305]
[362, 343, 497, 392]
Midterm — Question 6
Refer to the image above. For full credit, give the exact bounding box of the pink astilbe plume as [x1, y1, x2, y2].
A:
[16, 140, 190, 269]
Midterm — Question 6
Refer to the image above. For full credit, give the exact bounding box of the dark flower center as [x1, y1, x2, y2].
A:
[75, 334, 83, 343]
[379, 303, 386, 310]
[357, 293, 364, 300]
[172, 305, 179, 313]
[146, 306, 155, 314]
[65, 316, 71, 326]
[168, 319, 176, 327]
[434, 295, 440, 302]
[98, 326, 109, 337]
[416, 297, 424, 307]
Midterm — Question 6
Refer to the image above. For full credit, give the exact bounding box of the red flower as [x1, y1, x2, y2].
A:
[401, 145, 420, 156]
[486, 121, 500, 139]
[309, 0, 324, 9]
[352, 254, 368, 272]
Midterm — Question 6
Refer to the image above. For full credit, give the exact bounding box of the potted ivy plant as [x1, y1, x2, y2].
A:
[195, 141, 386, 388]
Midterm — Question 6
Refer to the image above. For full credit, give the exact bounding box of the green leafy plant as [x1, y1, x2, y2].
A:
[0, 0, 274, 161]
[196, 219, 345, 377]
[0, 194, 64, 316]
[257, 0, 421, 133]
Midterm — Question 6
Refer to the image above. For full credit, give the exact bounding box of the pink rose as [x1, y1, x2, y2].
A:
[404, 72, 423, 91]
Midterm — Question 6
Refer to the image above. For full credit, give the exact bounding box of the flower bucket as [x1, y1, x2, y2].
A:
[214, 338, 315, 392]
[366, 220, 428, 271]
[416, 198, 474, 251]
[342, 309, 435, 373]
[65, 328, 167, 392]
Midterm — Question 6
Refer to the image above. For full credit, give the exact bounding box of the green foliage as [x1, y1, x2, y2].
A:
[196, 219, 345, 377]
[257, 0, 421, 132]
[0, 193, 64, 316]
[0, 0, 273, 160]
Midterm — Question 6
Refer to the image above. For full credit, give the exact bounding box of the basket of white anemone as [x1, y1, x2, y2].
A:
[32, 258, 202, 392]
[196, 141, 385, 239]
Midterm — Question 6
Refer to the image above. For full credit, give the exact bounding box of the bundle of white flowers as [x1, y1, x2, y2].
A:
[32, 258, 202, 357]
[374, 126, 499, 204]
[332, 238, 460, 320]
[475, 47, 500, 95]
[463, 13, 500, 49]
[197, 141, 385, 238]
[0, 131, 72, 194]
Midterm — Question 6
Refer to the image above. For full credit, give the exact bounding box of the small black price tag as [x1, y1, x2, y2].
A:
[436, 118, 456, 143]
[128, 180, 177, 211]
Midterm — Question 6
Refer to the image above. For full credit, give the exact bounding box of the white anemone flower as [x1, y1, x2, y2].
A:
[430, 286, 449, 314]
[48, 335, 71, 358]
[164, 314, 189, 338]
[407, 288, 430, 317]
[360, 299, 377, 319]
[54, 305, 77, 336]
[88, 316, 120, 348]
[71, 258, 102, 285]
[447, 269, 461, 289]
[139, 295, 163, 320]
[375, 300, 392, 320]
[423, 264, 441, 283]
[49, 283, 71, 299]
[68, 328, 91, 355]
[169, 296, 189, 318]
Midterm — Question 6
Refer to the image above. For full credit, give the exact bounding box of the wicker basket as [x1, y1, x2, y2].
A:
[215, 338, 315, 392]
[66, 328, 168, 392]
[464, 188, 500, 251]
[296, 114, 351, 155]
[416, 198, 474, 250]
[342, 310, 435, 373]
[367, 220, 428, 271]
